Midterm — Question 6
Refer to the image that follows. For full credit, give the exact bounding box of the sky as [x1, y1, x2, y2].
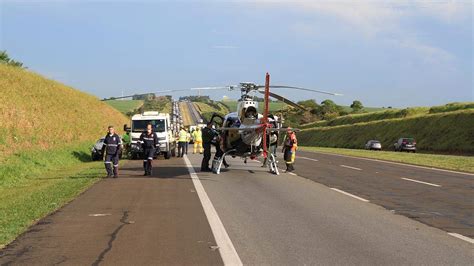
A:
[0, 0, 472, 107]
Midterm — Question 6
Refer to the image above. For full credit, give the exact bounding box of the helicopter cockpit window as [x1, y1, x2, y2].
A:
[245, 106, 257, 119]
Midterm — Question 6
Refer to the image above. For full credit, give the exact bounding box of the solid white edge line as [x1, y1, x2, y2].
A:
[306, 150, 474, 176]
[299, 156, 319, 162]
[447, 233, 474, 244]
[401, 178, 441, 187]
[330, 188, 369, 202]
[340, 164, 362, 171]
[183, 155, 243, 266]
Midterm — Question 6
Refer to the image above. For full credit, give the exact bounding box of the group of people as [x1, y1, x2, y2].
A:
[177, 126, 204, 157]
[102, 124, 160, 178]
[102, 123, 298, 178]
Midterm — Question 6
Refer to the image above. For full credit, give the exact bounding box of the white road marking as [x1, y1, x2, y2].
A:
[330, 188, 369, 202]
[288, 172, 297, 176]
[340, 165, 362, 171]
[183, 155, 242, 266]
[299, 156, 319, 162]
[307, 150, 474, 176]
[401, 178, 441, 187]
[447, 233, 474, 244]
[88, 213, 111, 217]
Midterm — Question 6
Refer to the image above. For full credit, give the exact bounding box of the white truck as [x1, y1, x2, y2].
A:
[124, 111, 177, 159]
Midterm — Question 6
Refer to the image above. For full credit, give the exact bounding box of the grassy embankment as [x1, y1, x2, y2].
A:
[0, 64, 128, 247]
[297, 105, 474, 155]
[105, 99, 143, 115]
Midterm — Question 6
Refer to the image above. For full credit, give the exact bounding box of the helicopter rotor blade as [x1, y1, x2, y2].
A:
[257, 85, 343, 96]
[257, 90, 306, 111]
[101, 86, 237, 101]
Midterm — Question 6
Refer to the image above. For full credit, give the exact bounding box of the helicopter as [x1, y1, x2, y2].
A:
[102, 73, 341, 175]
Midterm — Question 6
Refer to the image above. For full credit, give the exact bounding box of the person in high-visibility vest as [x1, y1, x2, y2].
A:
[192, 126, 203, 154]
[178, 127, 188, 157]
[282, 127, 297, 172]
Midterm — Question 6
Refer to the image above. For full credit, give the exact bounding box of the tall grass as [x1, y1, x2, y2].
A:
[0, 64, 128, 159]
[105, 100, 144, 114]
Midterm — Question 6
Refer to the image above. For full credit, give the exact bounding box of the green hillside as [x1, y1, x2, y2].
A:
[298, 109, 474, 154]
[105, 99, 143, 114]
[0, 64, 128, 247]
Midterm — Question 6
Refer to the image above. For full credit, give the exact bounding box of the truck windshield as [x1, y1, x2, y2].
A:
[132, 119, 166, 133]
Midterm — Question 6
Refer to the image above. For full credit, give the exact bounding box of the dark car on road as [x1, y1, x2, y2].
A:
[394, 138, 416, 152]
[91, 137, 124, 161]
[365, 140, 382, 150]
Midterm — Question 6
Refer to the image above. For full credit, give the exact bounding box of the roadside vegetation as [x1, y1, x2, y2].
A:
[299, 147, 474, 173]
[297, 109, 474, 154]
[0, 63, 128, 247]
[105, 100, 143, 115]
[194, 101, 229, 122]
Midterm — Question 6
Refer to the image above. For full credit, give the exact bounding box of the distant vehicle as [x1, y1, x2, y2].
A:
[394, 138, 416, 152]
[365, 140, 382, 150]
[124, 111, 177, 160]
[91, 138, 105, 161]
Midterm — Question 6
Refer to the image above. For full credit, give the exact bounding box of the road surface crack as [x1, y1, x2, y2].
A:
[92, 211, 131, 266]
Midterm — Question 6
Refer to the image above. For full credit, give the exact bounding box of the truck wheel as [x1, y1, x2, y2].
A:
[164, 151, 171, 159]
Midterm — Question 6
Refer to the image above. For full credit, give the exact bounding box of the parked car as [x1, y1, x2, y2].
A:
[91, 138, 105, 161]
[365, 140, 382, 150]
[91, 137, 124, 161]
[394, 138, 416, 152]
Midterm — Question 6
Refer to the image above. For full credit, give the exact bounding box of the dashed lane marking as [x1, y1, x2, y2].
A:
[401, 178, 441, 187]
[340, 165, 362, 171]
[330, 188, 369, 202]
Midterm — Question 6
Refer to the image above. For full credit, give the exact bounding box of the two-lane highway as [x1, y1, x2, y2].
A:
[1, 149, 472, 265]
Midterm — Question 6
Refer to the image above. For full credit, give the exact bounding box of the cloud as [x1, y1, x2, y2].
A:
[252, 0, 469, 64]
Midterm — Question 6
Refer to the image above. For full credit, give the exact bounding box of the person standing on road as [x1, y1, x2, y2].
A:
[177, 127, 188, 157]
[282, 127, 297, 172]
[192, 126, 203, 154]
[185, 127, 191, 155]
[139, 124, 159, 176]
[103, 125, 122, 178]
[201, 122, 215, 172]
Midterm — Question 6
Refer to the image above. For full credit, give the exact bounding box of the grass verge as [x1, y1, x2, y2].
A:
[0, 142, 107, 248]
[299, 146, 474, 173]
[105, 100, 144, 114]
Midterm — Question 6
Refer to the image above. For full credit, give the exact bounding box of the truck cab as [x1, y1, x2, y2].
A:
[125, 111, 176, 159]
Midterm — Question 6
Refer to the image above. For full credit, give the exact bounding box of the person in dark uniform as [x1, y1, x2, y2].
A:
[139, 124, 159, 176]
[103, 125, 122, 178]
[201, 122, 215, 172]
[214, 135, 230, 168]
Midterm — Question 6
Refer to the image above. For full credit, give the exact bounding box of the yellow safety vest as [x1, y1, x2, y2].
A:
[178, 130, 188, 142]
[192, 130, 202, 142]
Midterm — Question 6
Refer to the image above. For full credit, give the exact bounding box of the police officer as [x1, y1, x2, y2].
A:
[103, 125, 122, 178]
[201, 122, 215, 172]
[177, 127, 188, 157]
[139, 124, 159, 176]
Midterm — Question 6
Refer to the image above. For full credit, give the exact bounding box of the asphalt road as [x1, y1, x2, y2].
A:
[1, 149, 473, 265]
[0, 158, 222, 265]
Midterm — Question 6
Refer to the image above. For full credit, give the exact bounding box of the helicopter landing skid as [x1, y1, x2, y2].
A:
[267, 153, 280, 175]
[212, 149, 236, 174]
